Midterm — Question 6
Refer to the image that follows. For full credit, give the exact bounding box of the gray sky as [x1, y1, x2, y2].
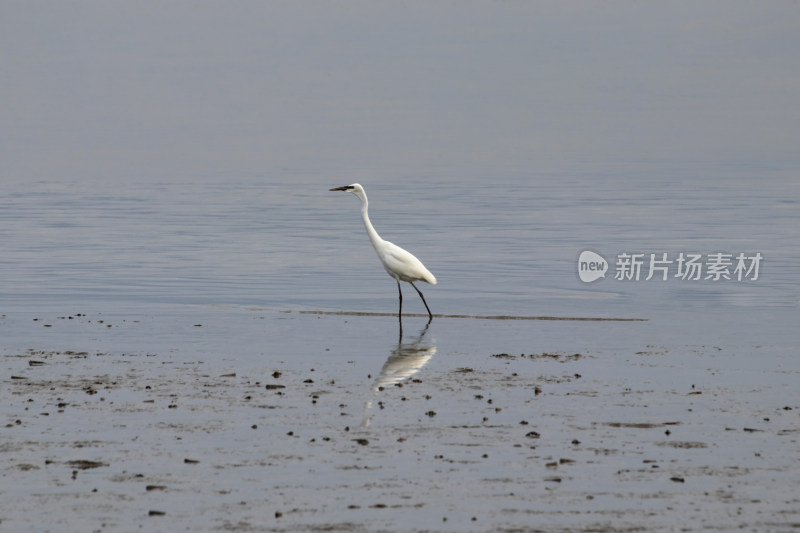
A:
[2, 1, 799, 182]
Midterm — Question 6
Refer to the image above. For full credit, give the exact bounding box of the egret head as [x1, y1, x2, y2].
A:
[330, 183, 362, 194]
[330, 183, 366, 201]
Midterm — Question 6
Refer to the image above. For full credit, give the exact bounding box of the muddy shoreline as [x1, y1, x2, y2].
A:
[2, 310, 798, 532]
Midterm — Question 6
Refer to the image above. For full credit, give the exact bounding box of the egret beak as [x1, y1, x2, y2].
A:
[330, 186, 354, 191]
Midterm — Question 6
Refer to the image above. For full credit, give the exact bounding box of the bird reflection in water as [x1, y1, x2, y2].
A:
[362, 323, 436, 427]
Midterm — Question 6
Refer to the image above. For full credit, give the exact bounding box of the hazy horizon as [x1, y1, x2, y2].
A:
[3, 2, 799, 183]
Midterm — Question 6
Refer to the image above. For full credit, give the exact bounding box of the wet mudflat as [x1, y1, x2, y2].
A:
[2, 307, 798, 532]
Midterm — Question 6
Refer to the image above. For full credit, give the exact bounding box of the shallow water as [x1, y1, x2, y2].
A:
[1, 168, 799, 532]
[2, 305, 798, 532]
[3, 168, 797, 317]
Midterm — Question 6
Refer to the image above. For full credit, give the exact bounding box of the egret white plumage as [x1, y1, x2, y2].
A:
[330, 183, 437, 321]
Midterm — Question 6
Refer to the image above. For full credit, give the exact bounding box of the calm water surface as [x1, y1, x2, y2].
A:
[1, 169, 798, 533]
[2, 169, 797, 324]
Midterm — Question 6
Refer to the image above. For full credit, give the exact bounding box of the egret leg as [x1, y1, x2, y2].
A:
[397, 281, 403, 318]
[409, 282, 433, 322]
[397, 281, 404, 337]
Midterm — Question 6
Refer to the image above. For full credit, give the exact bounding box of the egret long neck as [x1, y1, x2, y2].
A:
[358, 193, 384, 249]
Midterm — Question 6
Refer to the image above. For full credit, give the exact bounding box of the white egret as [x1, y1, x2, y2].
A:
[330, 183, 437, 321]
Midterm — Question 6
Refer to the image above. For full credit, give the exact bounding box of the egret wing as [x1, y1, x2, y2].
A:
[379, 240, 437, 284]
